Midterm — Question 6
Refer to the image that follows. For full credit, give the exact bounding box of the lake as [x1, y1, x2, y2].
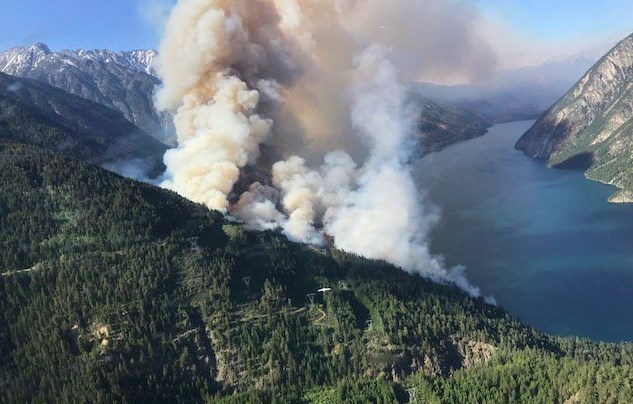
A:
[415, 120, 633, 342]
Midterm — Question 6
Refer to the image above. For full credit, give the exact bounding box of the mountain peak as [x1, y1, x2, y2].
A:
[0, 44, 160, 78]
[30, 42, 51, 54]
[0, 44, 174, 144]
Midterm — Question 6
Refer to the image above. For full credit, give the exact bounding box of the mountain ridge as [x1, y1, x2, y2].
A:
[413, 94, 492, 154]
[413, 45, 609, 123]
[0, 71, 167, 177]
[0, 43, 157, 75]
[0, 43, 174, 144]
[1, 138, 633, 402]
[515, 33, 633, 202]
[1, 43, 497, 154]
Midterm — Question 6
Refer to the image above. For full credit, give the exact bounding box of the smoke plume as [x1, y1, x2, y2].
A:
[156, 0, 492, 297]
[345, 0, 497, 83]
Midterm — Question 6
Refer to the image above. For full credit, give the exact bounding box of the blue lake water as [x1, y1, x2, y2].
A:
[415, 120, 633, 342]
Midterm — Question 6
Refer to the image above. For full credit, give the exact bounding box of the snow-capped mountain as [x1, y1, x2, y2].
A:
[0, 43, 175, 145]
[0, 43, 158, 76]
[67, 48, 157, 75]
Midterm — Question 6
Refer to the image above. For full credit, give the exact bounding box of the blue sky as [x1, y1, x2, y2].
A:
[0, 0, 174, 51]
[0, 0, 631, 67]
[475, 0, 633, 44]
[473, 0, 633, 68]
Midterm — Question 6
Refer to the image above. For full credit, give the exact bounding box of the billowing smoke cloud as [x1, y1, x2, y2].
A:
[156, 0, 493, 297]
[346, 0, 497, 83]
[327, 46, 481, 295]
[156, 0, 299, 212]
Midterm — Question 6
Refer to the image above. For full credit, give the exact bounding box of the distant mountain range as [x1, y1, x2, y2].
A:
[413, 45, 611, 123]
[0, 43, 497, 156]
[2, 106, 633, 403]
[7, 40, 626, 194]
[3, 40, 633, 403]
[516, 34, 633, 203]
[0, 43, 175, 145]
[0, 72, 167, 178]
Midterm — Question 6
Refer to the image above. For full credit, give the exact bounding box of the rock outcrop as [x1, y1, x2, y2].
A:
[516, 33, 633, 201]
[0, 72, 167, 177]
[0, 43, 175, 145]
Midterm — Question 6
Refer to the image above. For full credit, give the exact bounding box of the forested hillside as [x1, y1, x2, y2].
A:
[0, 43, 175, 144]
[0, 139, 632, 403]
[413, 94, 492, 155]
[0, 72, 167, 178]
[516, 33, 633, 203]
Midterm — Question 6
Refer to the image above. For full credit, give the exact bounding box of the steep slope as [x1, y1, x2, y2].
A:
[516, 34, 633, 202]
[0, 43, 175, 144]
[0, 72, 167, 177]
[0, 43, 496, 152]
[1, 141, 633, 402]
[0, 43, 496, 154]
[413, 94, 492, 154]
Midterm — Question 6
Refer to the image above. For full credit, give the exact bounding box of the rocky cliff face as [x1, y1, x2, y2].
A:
[0, 72, 167, 178]
[0, 43, 175, 145]
[516, 34, 633, 201]
[0, 43, 493, 155]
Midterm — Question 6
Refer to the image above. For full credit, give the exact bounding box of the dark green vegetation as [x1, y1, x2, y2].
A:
[516, 33, 633, 202]
[413, 94, 492, 155]
[0, 44, 175, 145]
[0, 72, 167, 177]
[1, 135, 633, 402]
[0, 42, 493, 152]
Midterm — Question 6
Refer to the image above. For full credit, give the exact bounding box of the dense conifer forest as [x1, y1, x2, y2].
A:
[0, 138, 631, 403]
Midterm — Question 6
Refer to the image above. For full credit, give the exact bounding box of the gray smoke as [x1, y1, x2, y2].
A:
[156, 0, 497, 298]
[345, 0, 498, 83]
[103, 158, 159, 184]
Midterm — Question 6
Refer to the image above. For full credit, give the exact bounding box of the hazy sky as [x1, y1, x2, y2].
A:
[0, 0, 631, 70]
[476, 0, 632, 44]
[475, 0, 633, 68]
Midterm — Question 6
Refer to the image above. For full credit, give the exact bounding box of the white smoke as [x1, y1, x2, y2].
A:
[328, 46, 481, 295]
[233, 182, 285, 231]
[7, 81, 23, 92]
[156, 0, 491, 298]
[271, 151, 357, 244]
[155, 0, 295, 212]
[102, 158, 158, 183]
[160, 73, 272, 212]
